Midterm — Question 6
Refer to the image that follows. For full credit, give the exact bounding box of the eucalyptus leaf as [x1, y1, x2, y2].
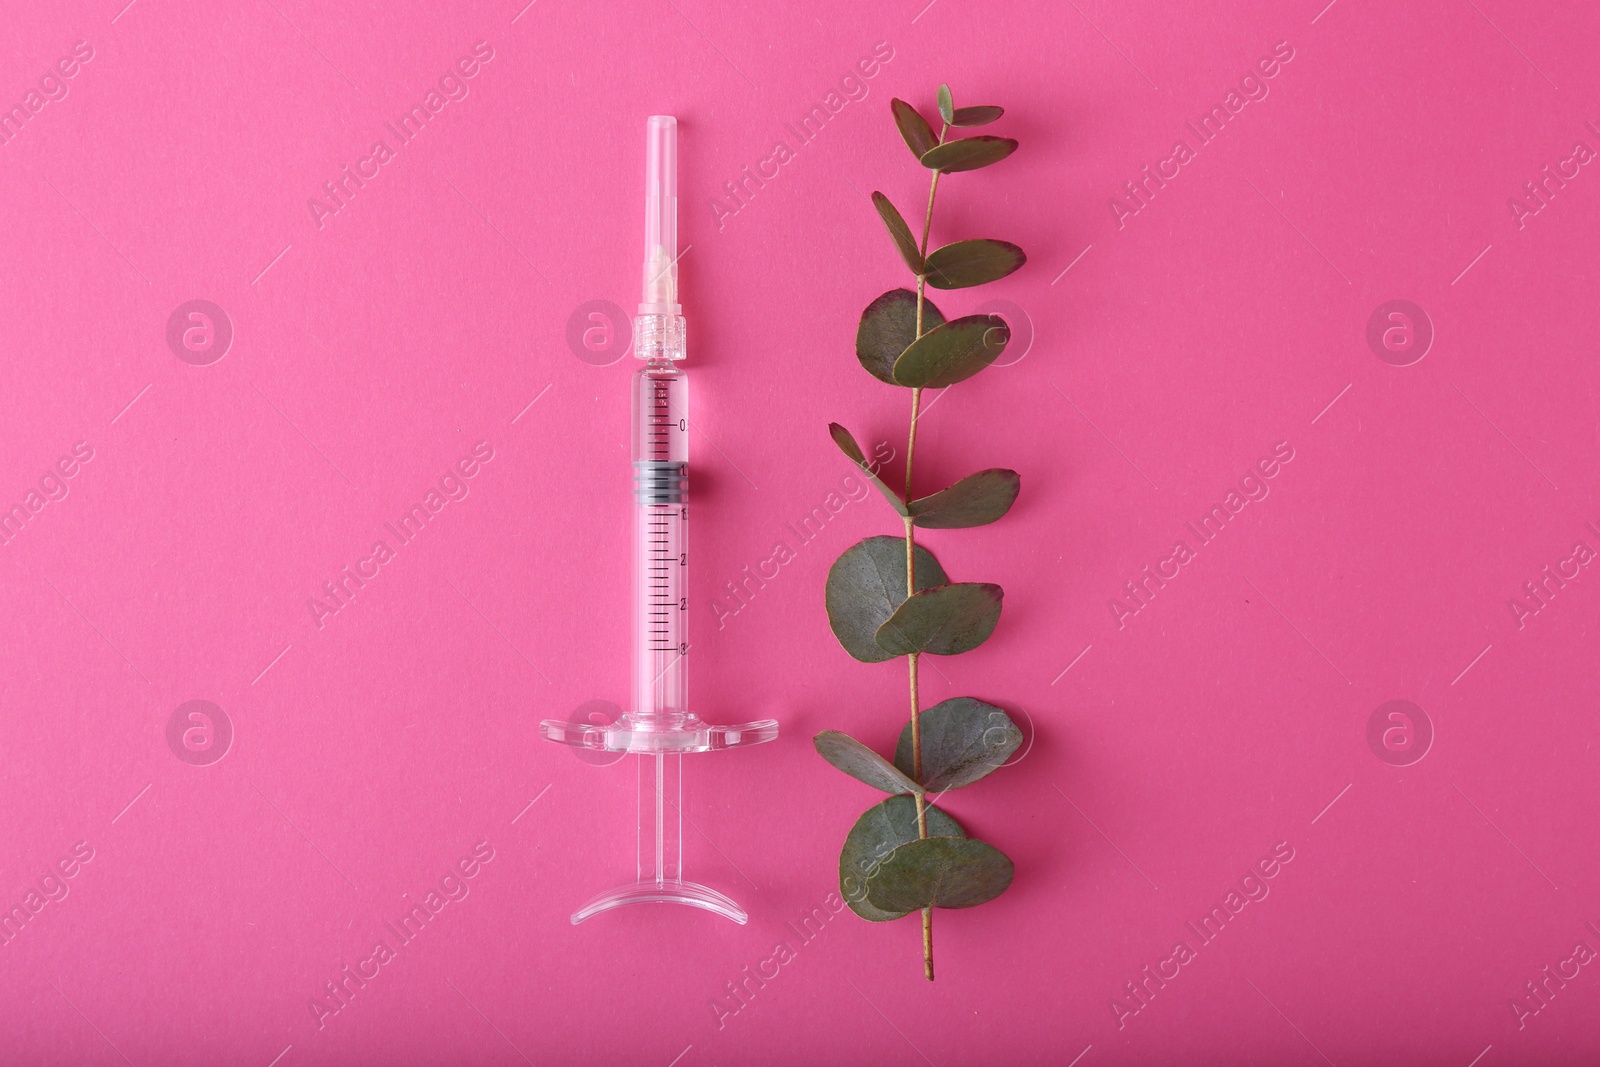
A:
[839, 795, 965, 922]
[857, 289, 947, 386]
[876, 582, 1003, 657]
[910, 468, 1019, 528]
[826, 536, 949, 663]
[891, 314, 1009, 389]
[871, 192, 924, 275]
[864, 836, 1014, 912]
[828, 423, 906, 515]
[936, 84, 954, 125]
[895, 697, 1022, 790]
[815, 731, 922, 795]
[891, 98, 937, 160]
[951, 105, 1004, 127]
[925, 239, 1026, 290]
[920, 136, 1018, 173]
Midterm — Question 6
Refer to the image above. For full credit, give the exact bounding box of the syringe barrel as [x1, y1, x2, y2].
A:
[632, 361, 689, 726]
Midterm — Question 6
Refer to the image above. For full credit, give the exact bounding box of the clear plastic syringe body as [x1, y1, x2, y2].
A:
[631, 359, 688, 729]
[631, 114, 689, 735]
[536, 113, 778, 924]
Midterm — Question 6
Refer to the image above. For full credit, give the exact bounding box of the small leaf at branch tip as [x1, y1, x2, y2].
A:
[950, 105, 1004, 126]
[936, 84, 954, 125]
[891, 98, 937, 160]
[919, 136, 1019, 173]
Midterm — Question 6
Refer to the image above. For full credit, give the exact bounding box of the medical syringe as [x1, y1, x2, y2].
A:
[540, 115, 778, 925]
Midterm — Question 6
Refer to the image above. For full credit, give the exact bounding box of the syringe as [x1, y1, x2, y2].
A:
[540, 115, 778, 925]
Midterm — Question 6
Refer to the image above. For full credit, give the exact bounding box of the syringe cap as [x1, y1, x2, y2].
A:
[642, 116, 679, 310]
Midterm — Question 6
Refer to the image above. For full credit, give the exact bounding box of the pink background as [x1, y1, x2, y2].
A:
[3, 0, 1599, 1063]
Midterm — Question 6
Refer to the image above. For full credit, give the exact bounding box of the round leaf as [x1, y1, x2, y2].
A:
[891, 98, 936, 160]
[910, 468, 1020, 529]
[919, 136, 1018, 173]
[864, 836, 1014, 912]
[871, 192, 924, 275]
[828, 423, 906, 515]
[936, 84, 954, 125]
[895, 697, 1023, 790]
[814, 730, 921, 795]
[839, 795, 965, 922]
[951, 105, 1004, 127]
[891, 314, 1009, 389]
[857, 289, 947, 385]
[876, 582, 1003, 657]
[925, 239, 1026, 290]
[825, 536, 949, 663]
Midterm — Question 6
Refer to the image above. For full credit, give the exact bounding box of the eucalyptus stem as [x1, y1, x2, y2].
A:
[819, 87, 1024, 987]
[904, 389, 922, 502]
[905, 124, 945, 983]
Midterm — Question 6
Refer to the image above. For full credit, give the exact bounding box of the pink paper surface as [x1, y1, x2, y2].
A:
[3, 0, 1599, 1063]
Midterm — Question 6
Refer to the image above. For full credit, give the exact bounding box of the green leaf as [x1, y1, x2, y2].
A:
[864, 836, 1014, 912]
[895, 697, 1023, 790]
[839, 795, 965, 922]
[871, 192, 924, 275]
[876, 582, 1003, 657]
[910, 468, 1019, 528]
[920, 136, 1018, 173]
[825, 536, 949, 663]
[950, 105, 1004, 127]
[925, 239, 1026, 290]
[828, 423, 906, 515]
[891, 98, 937, 160]
[936, 84, 954, 125]
[815, 731, 921, 795]
[891, 314, 1009, 389]
[857, 289, 947, 386]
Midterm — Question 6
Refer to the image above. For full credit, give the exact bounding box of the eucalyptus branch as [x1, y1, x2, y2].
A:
[904, 122, 946, 981]
[816, 84, 1029, 983]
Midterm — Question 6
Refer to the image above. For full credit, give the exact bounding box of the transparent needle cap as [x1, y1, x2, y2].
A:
[634, 116, 685, 363]
[641, 115, 679, 315]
